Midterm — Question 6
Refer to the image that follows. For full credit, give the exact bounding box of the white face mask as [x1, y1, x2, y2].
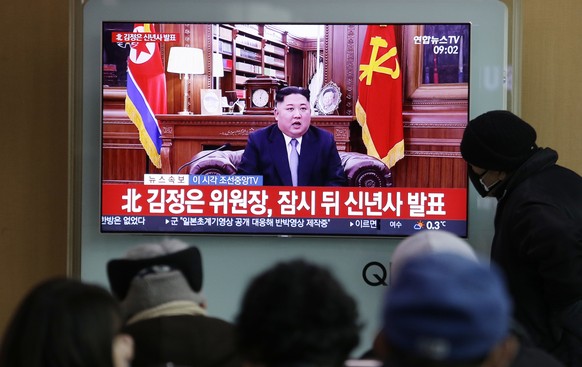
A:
[468, 169, 503, 198]
[479, 170, 502, 192]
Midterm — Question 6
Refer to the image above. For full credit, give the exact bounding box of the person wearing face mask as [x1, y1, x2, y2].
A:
[460, 110, 582, 367]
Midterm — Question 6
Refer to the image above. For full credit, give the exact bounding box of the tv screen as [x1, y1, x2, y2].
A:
[101, 22, 470, 237]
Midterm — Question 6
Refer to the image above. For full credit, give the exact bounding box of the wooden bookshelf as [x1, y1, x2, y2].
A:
[215, 24, 289, 97]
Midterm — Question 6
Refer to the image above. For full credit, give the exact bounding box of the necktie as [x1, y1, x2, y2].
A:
[289, 138, 299, 186]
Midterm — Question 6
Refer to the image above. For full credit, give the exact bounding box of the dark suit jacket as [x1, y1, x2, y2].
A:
[237, 124, 346, 186]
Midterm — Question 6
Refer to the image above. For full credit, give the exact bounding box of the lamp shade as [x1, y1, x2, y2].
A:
[167, 47, 204, 75]
[212, 53, 224, 77]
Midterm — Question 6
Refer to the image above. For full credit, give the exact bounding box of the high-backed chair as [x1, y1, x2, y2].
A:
[187, 150, 393, 187]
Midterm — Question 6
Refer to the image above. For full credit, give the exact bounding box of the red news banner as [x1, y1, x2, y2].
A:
[102, 184, 467, 221]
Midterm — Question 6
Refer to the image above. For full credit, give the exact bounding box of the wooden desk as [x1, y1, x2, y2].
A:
[156, 114, 353, 174]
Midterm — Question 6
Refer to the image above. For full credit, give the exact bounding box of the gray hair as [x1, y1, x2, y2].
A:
[125, 238, 190, 260]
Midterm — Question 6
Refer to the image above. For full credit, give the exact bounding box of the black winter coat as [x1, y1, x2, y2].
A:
[491, 148, 582, 366]
[123, 314, 241, 367]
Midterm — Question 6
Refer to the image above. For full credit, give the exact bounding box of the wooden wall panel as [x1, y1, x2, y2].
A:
[102, 88, 151, 181]
[520, 0, 582, 174]
[326, 24, 364, 116]
[391, 113, 468, 188]
[102, 127, 148, 182]
[0, 0, 69, 334]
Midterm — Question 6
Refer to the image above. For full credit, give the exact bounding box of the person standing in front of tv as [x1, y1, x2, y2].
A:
[237, 86, 346, 186]
[460, 110, 582, 366]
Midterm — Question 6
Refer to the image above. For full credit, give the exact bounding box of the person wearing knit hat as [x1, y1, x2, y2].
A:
[389, 230, 479, 283]
[107, 239, 241, 367]
[460, 110, 582, 366]
[379, 252, 514, 367]
[363, 231, 564, 367]
[460, 110, 538, 198]
[359, 231, 478, 361]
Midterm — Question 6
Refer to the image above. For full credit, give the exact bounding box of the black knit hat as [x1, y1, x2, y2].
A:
[460, 110, 537, 170]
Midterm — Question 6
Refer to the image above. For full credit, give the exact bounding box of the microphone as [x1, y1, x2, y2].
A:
[176, 143, 232, 174]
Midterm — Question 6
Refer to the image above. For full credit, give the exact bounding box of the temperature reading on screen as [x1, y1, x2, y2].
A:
[424, 221, 447, 230]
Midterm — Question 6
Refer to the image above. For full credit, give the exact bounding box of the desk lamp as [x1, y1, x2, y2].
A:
[167, 46, 204, 115]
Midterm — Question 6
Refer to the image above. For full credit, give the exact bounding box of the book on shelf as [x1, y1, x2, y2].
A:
[264, 55, 285, 68]
[234, 24, 259, 34]
[219, 27, 232, 41]
[218, 40, 233, 54]
[235, 75, 248, 85]
[264, 43, 285, 56]
[264, 28, 284, 43]
[223, 58, 233, 70]
[236, 35, 261, 49]
[235, 62, 262, 74]
[235, 48, 261, 61]
[235, 89, 245, 99]
[264, 68, 286, 79]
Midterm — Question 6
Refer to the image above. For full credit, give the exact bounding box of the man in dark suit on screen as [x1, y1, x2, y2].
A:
[237, 86, 346, 186]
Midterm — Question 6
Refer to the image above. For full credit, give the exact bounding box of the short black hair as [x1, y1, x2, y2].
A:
[275, 86, 310, 103]
[236, 259, 360, 367]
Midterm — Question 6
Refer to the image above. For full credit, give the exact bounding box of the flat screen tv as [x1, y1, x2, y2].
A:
[100, 21, 470, 237]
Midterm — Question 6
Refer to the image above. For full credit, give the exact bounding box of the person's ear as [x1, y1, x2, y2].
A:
[481, 335, 519, 367]
[112, 333, 134, 367]
[372, 331, 390, 361]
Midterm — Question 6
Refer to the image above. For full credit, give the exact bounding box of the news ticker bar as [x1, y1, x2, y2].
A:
[102, 184, 467, 220]
[101, 216, 467, 237]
